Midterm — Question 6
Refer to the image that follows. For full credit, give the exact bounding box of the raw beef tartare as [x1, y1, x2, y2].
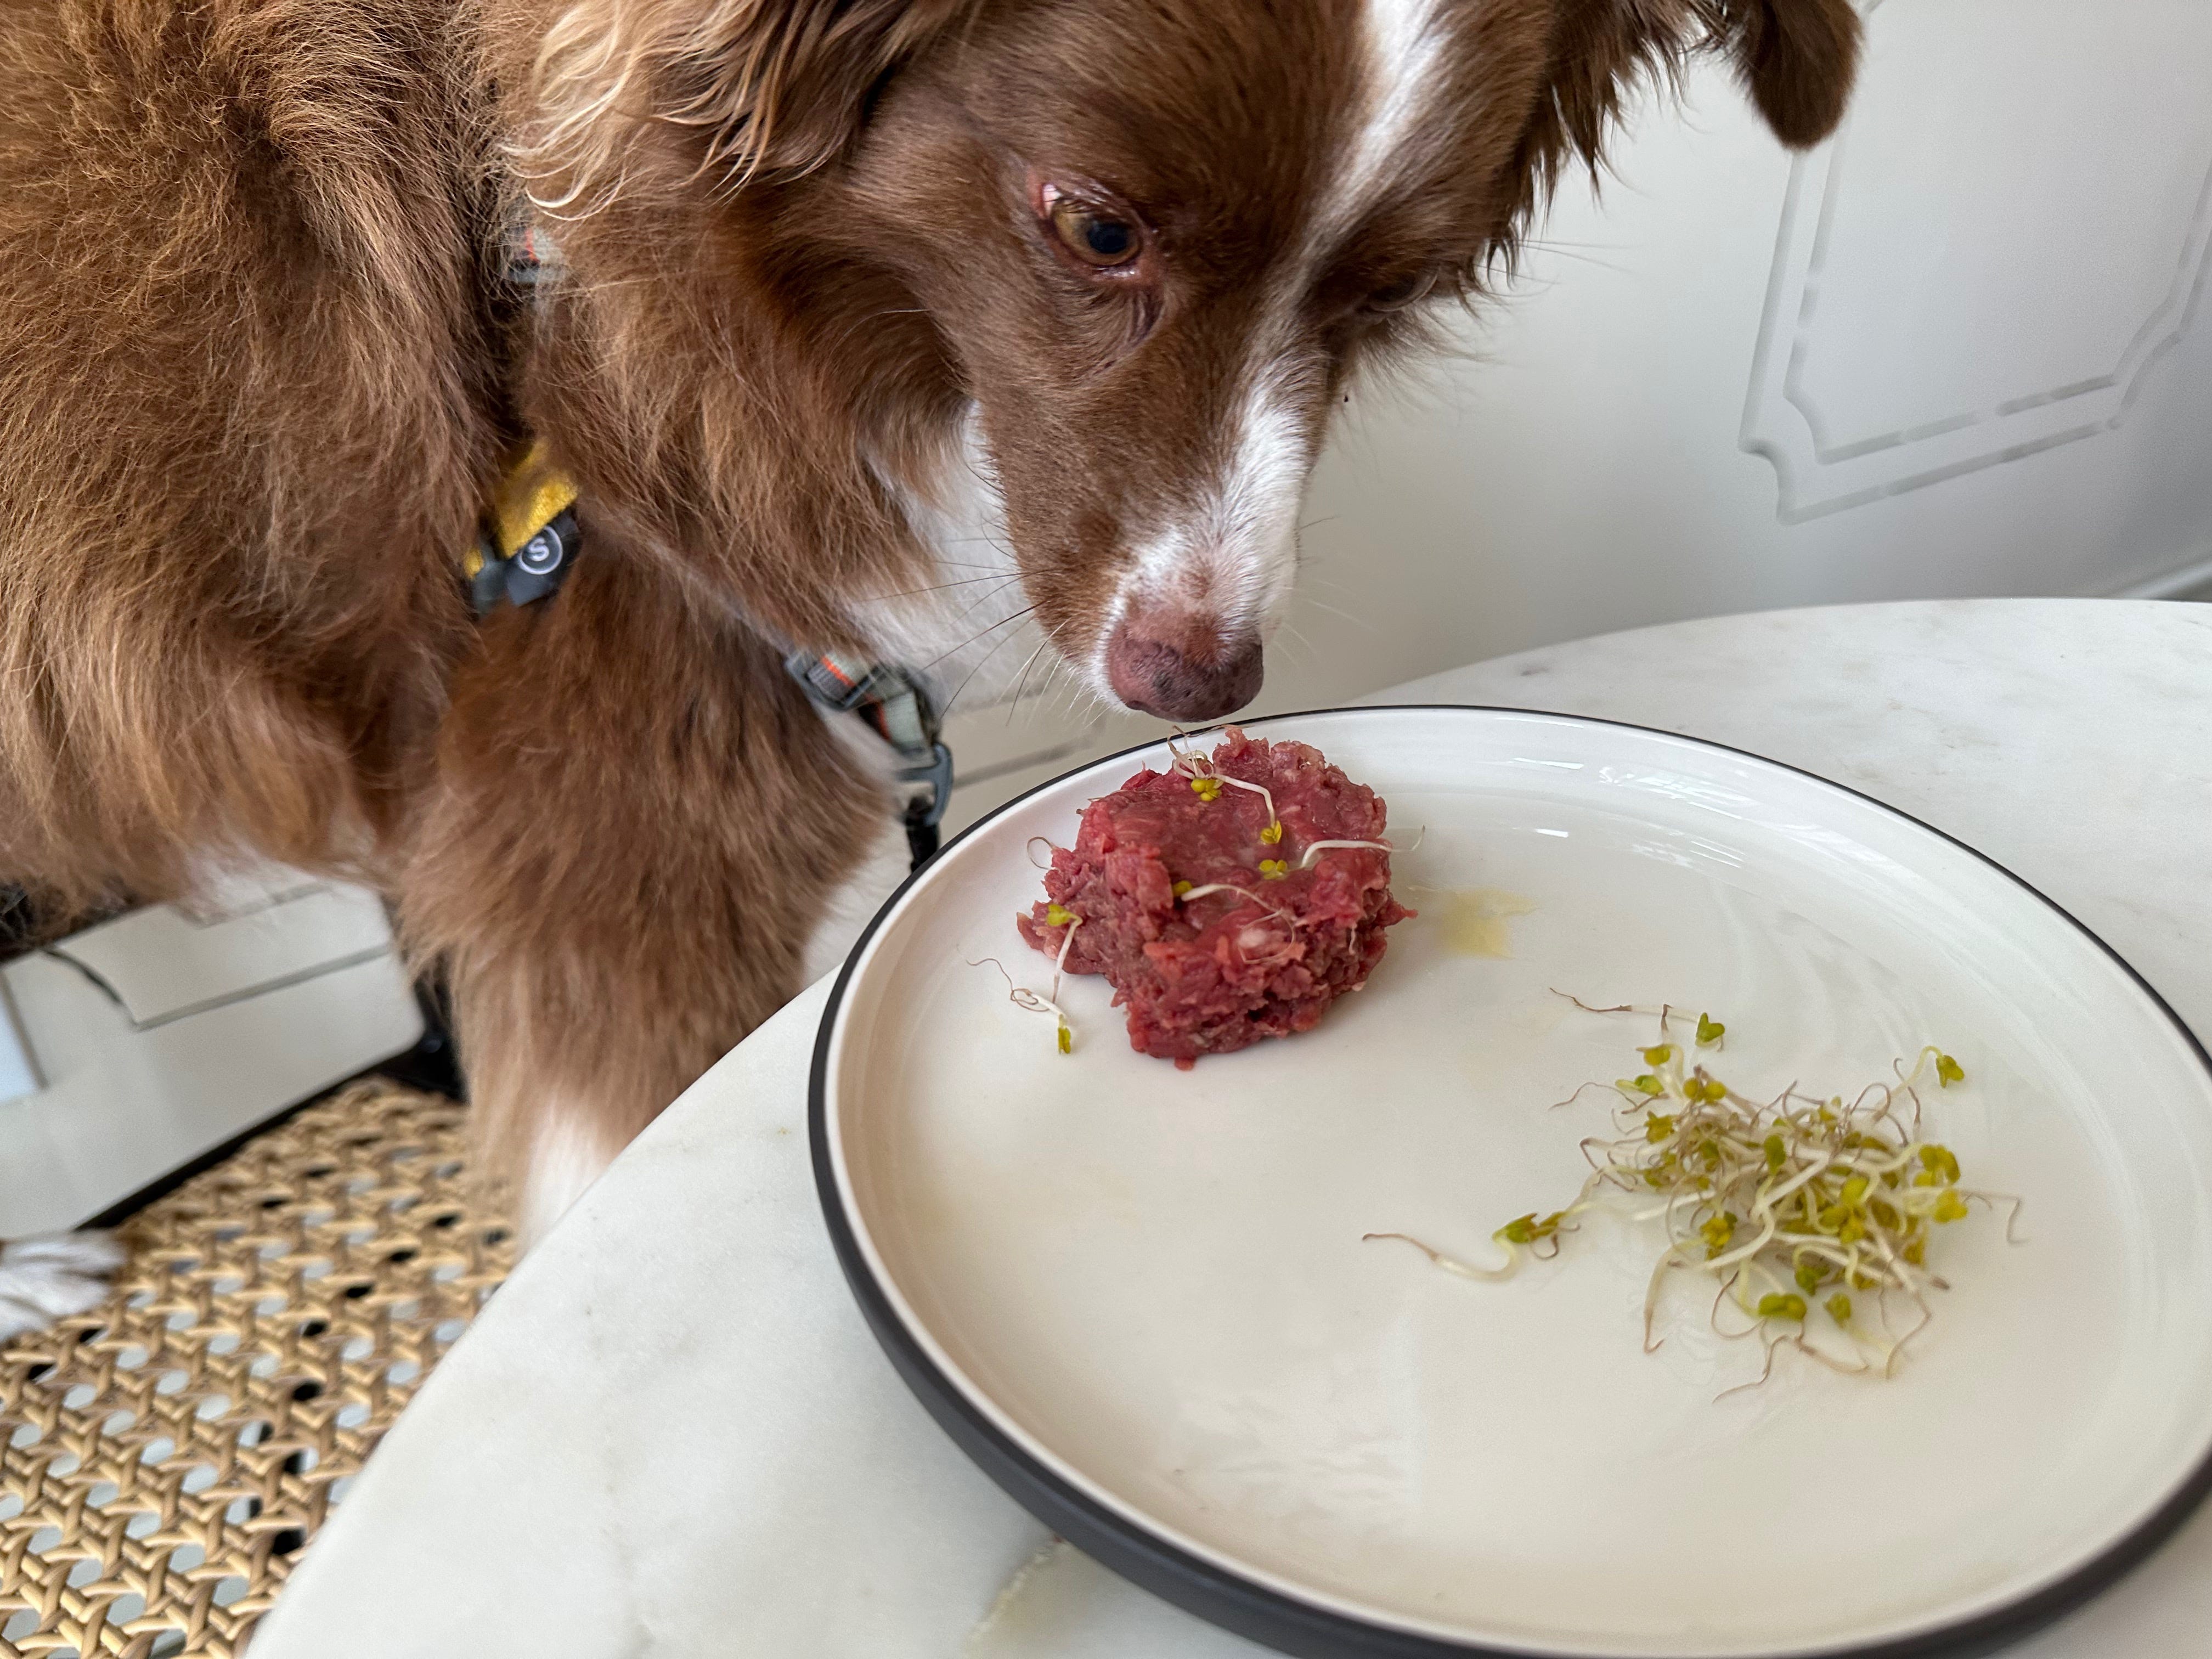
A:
[1018, 727, 1412, 1066]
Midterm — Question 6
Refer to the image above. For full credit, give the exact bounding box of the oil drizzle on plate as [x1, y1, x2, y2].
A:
[1438, 888, 1539, 958]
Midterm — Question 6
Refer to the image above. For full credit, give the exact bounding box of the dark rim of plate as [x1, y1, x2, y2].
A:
[808, 704, 2212, 1659]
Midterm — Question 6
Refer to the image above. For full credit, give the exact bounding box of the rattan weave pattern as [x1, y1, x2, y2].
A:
[1, 1081, 513, 1658]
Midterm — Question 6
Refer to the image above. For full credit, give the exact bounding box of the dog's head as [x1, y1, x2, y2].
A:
[524, 0, 1857, 721]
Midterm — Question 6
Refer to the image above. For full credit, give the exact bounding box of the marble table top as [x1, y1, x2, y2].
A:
[255, 599, 2212, 1659]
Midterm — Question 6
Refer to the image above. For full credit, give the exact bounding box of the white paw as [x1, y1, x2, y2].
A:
[0, 1231, 126, 1342]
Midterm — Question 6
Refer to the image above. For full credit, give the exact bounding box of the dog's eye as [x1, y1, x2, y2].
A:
[1049, 199, 1141, 268]
[1365, 273, 1435, 313]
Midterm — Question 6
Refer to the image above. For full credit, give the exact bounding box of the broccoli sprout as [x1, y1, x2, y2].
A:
[970, 912, 1084, 1053]
[1368, 1001, 2019, 1390]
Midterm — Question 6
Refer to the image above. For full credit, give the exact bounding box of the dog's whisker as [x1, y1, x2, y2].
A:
[924, 603, 1035, 674]
[1003, 639, 1052, 720]
[924, 535, 1020, 555]
[1044, 663, 1093, 730]
[940, 612, 1040, 710]
[947, 575, 1029, 625]
[860, 572, 1024, 602]
[1294, 595, 1384, 635]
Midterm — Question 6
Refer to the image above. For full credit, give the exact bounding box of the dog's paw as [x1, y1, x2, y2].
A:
[0, 1231, 126, 1342]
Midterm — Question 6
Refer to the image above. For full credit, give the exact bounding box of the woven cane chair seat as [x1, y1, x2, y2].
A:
[1, 1081, 512, 1658]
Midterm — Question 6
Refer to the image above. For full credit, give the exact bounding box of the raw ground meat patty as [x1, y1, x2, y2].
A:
[1018, 727, 1413, 1066]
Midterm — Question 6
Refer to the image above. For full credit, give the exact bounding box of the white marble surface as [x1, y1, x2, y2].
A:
[255, 600, 2212, 1659]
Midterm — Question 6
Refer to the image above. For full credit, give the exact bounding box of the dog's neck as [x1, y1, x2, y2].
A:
[854, 406, 1059, 715]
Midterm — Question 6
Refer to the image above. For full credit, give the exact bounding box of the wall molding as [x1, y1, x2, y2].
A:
[1741, 0, 2212, 523]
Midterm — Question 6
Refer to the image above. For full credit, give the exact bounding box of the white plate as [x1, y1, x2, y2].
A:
[812, 708, 2212, 1658]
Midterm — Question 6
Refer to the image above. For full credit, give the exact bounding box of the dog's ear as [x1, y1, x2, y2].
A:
[1528, 0, 1859, 189]
[526, 0, 974, 208]
[672, 0, 977, 177]
[1711, 0, 1860, 148]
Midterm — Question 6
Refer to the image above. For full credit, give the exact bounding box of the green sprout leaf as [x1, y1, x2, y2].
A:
[1497, 1212, 1562, 1246]
[1695, 1013, 1725, 1048]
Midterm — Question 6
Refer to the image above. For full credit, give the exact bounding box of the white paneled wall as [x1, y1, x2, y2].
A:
[941, 4, 2212, 829]
[0, 874, 421, 1234]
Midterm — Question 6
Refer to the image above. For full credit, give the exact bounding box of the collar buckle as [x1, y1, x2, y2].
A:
[786, 651, 955, 869]
[895, 740, 956, 865]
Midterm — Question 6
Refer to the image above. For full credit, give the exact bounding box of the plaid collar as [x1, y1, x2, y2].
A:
[786, 653, 954, 869]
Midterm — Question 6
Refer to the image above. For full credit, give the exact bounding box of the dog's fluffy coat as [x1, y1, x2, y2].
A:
[0, 0, 1855, 1232]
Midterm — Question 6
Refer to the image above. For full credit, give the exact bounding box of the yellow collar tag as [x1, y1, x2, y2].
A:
[464, 441, 582, 611]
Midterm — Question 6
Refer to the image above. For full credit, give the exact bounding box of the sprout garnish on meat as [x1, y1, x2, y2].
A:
[1165, 732, 1397, 881]
[970, 910, 1083, 1053]
[1168, 730, 1282, 842]
[994, 737, 1412, 1054]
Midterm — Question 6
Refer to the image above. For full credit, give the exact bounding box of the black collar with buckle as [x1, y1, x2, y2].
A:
[785, 652, 955, 870]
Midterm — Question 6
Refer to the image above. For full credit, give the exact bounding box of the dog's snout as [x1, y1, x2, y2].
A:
[1104, 611, 1263, 723]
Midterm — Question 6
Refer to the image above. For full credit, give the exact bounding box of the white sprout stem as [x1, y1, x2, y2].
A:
[972, 955, 1073, 1034]
[1771, 1238, 1867, 1274]
[1757, 1149, 1835, 1210]
[1175, 881, 1290, 917]
[1167, 733, 1407, 867]
[1895, 1046, 1942, 1091]
[1865, 1228, 1932, 1297]
[983, 916, 1083, 1048]
[1006, 986, 1072, 1023]
[1362, 1231, 1519, 1280]
[1643, 1249, 1685, 1349]
[1048, 915, 1080, 1006]
[1166, 735, 1282, 832]
[1295, 838, 1394, 870]
[1831, 1147, 1918, 1179]
[1211, 772, 1278, 828]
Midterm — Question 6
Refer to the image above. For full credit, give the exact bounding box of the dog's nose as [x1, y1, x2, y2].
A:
[1104, 611, 1263, 722]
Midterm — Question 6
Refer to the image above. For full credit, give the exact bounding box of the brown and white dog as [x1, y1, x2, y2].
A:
[0, 0, 1856, 1243]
